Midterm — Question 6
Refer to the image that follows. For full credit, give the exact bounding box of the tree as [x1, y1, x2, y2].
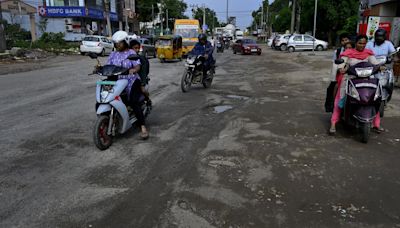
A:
[136, 0, 187, 23]
[192, 7, 220, 32]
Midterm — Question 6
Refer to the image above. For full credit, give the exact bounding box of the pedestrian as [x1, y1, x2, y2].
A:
[324, 33, 351, 113]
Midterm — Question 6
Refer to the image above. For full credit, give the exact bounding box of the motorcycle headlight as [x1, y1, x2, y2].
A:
[101, 91, 109, 102]
[355, 67, 373, 77]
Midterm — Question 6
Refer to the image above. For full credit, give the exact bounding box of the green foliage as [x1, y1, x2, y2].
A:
[136, 0, 188, 23]
[1, 19, 31, 49]
[250, 0, 359, 44]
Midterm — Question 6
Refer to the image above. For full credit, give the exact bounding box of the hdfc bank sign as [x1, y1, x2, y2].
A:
[38, 6, 85, 17]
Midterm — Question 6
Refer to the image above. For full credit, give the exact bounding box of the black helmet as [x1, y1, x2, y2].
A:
[375, 29, 387, 38]
[198, 33, 207, 42]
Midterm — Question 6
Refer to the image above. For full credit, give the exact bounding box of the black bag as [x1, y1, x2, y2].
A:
[138, 55, 150, 85]
[325, 81, 337, 113]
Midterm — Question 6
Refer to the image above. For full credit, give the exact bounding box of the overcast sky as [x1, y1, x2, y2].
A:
[183, 0, 275, 30]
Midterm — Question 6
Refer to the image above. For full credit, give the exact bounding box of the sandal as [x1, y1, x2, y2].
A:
[329, 125, 336, 135]
[373, 127, 384, 134]
[140, 129, 149, 140]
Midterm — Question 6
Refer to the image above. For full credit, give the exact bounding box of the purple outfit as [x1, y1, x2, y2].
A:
[106, 49, 141, 95]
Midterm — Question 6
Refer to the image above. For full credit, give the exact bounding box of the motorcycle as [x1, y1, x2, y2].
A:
[374, 49, 399, 117]
[336, 59, 383, 143]
[88, 53, 151, 150]
[181, 55, 215, 92]
[216, 41, 224, 53]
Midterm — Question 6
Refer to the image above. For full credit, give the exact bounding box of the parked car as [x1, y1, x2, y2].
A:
[232, 39, 261, 55]
[137, 38, 157, 58]
[80, 35, 114, 56]
[274, 34, 291, 51]
[287, 34, 328, 52]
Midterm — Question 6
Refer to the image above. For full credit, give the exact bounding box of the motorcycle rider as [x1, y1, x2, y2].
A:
[329, 35, 384, 134]
[190, 33, 216, 80]
[106, 31, 149, 139]
[366, 29, 396, 57]
[129, 39, 152, 107]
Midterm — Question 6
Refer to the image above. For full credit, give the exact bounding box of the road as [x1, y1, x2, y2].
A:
[1, 47, 400, 227]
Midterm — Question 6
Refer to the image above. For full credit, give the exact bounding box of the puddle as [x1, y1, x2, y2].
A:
[226, 95, 250, 100]
[214, 105, 233, 113]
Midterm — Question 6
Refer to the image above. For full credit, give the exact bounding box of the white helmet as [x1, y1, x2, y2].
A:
[112, 31, 129, 44]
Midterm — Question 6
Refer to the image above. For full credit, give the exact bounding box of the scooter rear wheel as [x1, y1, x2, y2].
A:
[93, 115, 113, 150]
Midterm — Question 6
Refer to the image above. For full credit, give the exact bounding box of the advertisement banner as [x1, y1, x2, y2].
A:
[378, 22, 391, 40]
[367, 16, 380, 40]
[391, 18, 400, 46]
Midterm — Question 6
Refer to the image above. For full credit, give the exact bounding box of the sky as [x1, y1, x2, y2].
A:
[183, 0, 275, 30]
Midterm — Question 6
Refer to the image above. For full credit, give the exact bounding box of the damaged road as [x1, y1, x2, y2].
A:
[1, 47, 400, 227]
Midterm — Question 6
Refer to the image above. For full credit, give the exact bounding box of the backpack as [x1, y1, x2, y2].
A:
[138, 55, 150, 85]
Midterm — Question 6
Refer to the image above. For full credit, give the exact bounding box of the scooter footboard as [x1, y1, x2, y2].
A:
[353, 106, 377, 123]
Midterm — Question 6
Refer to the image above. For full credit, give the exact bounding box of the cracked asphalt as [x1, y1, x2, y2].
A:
[1, 46, 400, 227]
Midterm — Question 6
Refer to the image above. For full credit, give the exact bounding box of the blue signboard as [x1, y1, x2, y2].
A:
[110, 12, 118, 22]
[39, 6, 118, 21]
[87, 8, 105, 20]
[39, 6, 85, 17]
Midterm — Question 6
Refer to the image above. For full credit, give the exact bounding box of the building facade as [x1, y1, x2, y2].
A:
[359, 0, 400, 45]
[1, 0, 138, 41]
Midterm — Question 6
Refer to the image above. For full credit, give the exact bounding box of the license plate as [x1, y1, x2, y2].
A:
[251, 49, 257, 52]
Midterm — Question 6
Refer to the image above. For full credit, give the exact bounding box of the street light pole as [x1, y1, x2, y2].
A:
[0, 0, 6, 53]
[203, 4, 206, 31]
[312, 0, 318, 55]
[166, 8, 169, 33]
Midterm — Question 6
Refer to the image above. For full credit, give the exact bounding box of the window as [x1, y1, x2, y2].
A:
[284, 35, 290, 39]
[243, 39, 256, 44]
[101, 38, 109, 43]
[144, 40, 149, 45]
[304, 36, 314, 41]
[293, 36, 302, 41]
[84, 36, 100, 42]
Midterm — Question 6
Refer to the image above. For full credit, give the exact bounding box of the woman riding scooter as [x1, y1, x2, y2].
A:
[106, 31, 149, 139]
[329, 35, 384, 135]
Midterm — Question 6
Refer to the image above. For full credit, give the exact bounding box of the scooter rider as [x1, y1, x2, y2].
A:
[191, 33, 216, 79]
[106, 31, 149, 139]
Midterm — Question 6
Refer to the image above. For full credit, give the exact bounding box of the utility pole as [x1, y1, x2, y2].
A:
[261, 3, 264, 33]
[104, 0, 112, 36]
[226, 0, 229, 23]
[290, 0, 296, 33]
[166, 8, 169, 33]
[0, 0, 6, 53]
[151, 4, 154, 36]
[202, 4, 206, 31]
[312, 0, 318, 55]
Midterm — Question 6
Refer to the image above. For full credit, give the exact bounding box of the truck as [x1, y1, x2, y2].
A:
[223, 24, 236, 40]
[235, 30, 244, 40]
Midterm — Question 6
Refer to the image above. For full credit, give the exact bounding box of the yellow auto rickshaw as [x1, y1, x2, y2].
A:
[156, 35, 183, 62]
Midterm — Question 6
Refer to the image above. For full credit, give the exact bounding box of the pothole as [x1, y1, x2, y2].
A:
[213, 105, 233, 113]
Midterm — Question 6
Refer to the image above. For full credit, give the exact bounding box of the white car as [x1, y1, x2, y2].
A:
[287, 34, 328, 52]
[273, 34, 291, 51]
[80, 35, 114, 56]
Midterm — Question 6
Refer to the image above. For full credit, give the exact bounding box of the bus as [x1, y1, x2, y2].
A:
[174, 19, 201, 56]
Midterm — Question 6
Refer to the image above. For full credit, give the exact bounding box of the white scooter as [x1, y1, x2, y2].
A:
[89, 53, 151, 150]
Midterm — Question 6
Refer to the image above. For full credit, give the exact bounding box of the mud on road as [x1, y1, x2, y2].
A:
[1, 47, 400, 227]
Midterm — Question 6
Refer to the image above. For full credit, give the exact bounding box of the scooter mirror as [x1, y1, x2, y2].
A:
[335, 59, 344, 65]
[88, 53, 98, 59]
[127, 54, 140, 61]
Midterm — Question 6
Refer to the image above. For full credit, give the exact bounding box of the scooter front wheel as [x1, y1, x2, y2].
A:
[360, 122, 371, 144]
[93, 115, 113, 150]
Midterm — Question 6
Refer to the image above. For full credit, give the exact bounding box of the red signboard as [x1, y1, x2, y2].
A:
[378, 22, 391, 39]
